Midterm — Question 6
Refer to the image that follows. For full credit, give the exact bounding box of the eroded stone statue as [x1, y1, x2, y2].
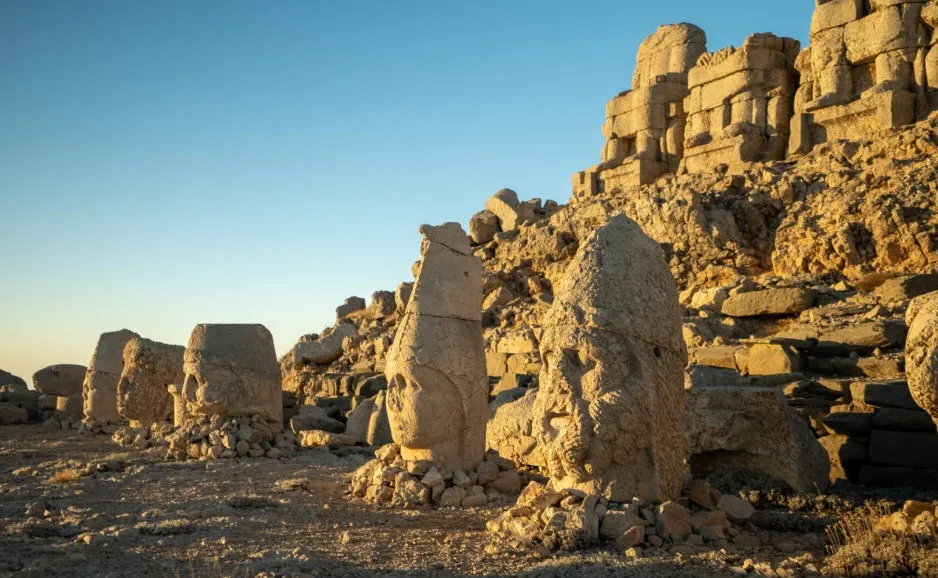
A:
[905, 291, 938, 427]
[83, 329, 140, 425]
[117, 337, 185, 425]
[384, 222, 487, 471]
[181, 324, 282, 430]
[532, 213, 687, 502]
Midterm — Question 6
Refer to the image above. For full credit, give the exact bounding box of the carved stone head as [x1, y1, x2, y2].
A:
[182, 324, 282, 429]
[533, 214, 687, 502]
[384, 223, 487, 471]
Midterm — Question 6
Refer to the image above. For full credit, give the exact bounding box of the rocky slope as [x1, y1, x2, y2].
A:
[278, 113, 938, 493]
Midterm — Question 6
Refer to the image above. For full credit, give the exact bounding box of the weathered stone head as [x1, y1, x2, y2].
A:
[83, 329, 140, 424]
[117, 337, 185, 425]
[182, 324, 282, 429]
[384, 223, 487, 471]
[533, 213, 687, 502]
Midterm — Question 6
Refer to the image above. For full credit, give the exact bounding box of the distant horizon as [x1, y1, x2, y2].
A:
[0, 1, 813, 385]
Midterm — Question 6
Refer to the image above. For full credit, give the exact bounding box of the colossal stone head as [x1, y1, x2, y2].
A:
[384, 223, 487, 471]
[182, 324, 282, 429]
[117, 337, 185, 425]
[533, 213, 687, 502]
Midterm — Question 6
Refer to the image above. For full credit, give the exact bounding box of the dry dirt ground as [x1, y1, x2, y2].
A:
[0, 424, 933, 578]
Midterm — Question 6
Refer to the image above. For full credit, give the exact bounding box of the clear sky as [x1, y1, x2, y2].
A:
[0, 1, 813, 385]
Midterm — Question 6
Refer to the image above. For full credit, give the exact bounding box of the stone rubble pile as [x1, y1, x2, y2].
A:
[112, 413, 298, 460]
[487, 478, 761, 555]
[348, 443, 523, 509]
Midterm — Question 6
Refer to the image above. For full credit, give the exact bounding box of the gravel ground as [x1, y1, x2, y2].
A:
[1, 423, 931, 578]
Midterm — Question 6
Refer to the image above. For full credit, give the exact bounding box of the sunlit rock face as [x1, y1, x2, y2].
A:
[533, 213, 688, 503]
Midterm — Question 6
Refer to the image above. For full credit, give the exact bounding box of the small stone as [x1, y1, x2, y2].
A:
[461, 493, 489, 508]
[717, 494, 755, 522]
[615, 525, 645, 549]
[656, 501, 691, 538]
[439, 487, 466, 508]
[476, 461, 499, 485]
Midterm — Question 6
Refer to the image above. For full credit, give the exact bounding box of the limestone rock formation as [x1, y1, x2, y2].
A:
[82, 329, 139, 425]
[181, 324, 283, 429]
[532, 213, 688, 503]
[574, 23, 707, 195]
[117, 337, 185, 425]
[683, 33, 800, 172]
[384, 222, 487, 471]
[904, 291, 938, 426]
[685, 386, 830, 493]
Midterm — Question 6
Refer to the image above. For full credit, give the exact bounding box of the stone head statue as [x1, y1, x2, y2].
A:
[182, 324, 282, 429]
[533, 213, 687, 502]
[384, 223, 487, 471]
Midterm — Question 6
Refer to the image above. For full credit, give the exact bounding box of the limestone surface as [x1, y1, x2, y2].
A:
[117, 337, 185, 425]
[82, 329, 139, 425]
[532, 213, 687, 503]
[384, 223, 487, 472]
[181, 324, 283, 429]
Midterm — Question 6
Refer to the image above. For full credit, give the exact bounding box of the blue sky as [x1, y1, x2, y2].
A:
[0, 1, 813, 384]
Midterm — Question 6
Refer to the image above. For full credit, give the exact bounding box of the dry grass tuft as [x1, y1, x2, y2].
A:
[45, 468, 85, 485]
[823, 504, 938, 577]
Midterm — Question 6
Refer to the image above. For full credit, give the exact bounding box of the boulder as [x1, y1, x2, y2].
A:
[849, 380, 920, 410]
[746, 344, 802, 376]
[469, 210, 500, 245]
[721, 288, 816, 317]
[32, 364, 86, 397]
[370, 291, 396, 318]
[875, 274, 938, 303]
[685, 386, 830, 492]
[291, 405, 344, 434]
[486, 388, 544, 468]
[484, 189, 535, 232]
[0, 369, 27, 390]
[336, 296, 366, 321]
[291, 323, 358, 366]
[395, 282, 414, 313]
[0, 403, 28, 425]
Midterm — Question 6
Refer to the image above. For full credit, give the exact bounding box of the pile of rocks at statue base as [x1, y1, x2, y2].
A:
[348, 443, 525, 509]
[488, 477, 760, 556]
[111, 415, 298, 460]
